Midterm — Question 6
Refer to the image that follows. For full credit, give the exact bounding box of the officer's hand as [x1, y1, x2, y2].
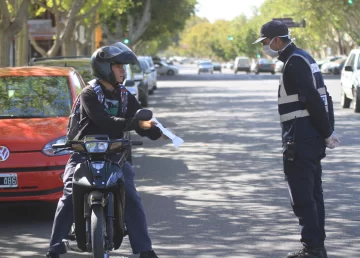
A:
[139, 120, 157, 130]
[325, 132, 340, 149]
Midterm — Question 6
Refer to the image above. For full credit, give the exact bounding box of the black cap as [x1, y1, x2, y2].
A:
[252, 20, 289, 44]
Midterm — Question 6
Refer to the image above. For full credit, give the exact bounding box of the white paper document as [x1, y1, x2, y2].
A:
[152, 117, 184, 148]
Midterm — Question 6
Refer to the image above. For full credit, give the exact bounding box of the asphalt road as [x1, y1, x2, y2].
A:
[0, 65, 359, 258]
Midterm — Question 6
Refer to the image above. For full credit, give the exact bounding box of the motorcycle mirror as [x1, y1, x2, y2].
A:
[134, 109, 153, 121]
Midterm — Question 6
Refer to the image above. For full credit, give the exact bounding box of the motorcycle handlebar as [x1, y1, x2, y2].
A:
[52, 139, 143, 149]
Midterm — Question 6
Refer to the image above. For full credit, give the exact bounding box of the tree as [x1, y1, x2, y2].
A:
[0, 0, 29, 67]
[29, 0, 102, 57]
[100, 0, 196, 50]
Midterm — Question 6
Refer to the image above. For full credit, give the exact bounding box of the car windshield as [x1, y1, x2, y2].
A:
[32, 59, 92, 82]
[139, 60, 150, 71]
[0, 76, 72, 118]
[237, 59, 249, 65]
[130, 61, 142, 74]
[259, 59, 273, 64]
[200, 62, 212, 66]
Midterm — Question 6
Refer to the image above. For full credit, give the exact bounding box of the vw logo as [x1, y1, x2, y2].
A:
[0, 146, 10, 162]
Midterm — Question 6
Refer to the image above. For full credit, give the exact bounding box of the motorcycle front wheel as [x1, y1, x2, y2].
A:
[91, 205, 105, 258]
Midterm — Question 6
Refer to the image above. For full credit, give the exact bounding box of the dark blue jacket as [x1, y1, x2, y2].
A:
[278, 43, 334, 143]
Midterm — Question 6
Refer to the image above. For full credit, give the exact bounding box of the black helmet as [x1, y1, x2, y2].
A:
[90, 42, 137, 85]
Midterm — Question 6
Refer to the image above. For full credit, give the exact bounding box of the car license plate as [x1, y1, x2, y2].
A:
[0, 173, 18, 188]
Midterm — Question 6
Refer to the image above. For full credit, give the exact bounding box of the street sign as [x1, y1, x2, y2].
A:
[272, 18, 306, 28]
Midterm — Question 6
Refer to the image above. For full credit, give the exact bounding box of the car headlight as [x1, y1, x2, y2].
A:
[42, 136, 72, 156]
[85, 141, 109, 153]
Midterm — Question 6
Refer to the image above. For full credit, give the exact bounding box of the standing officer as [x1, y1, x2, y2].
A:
[253, 20, 340, 258]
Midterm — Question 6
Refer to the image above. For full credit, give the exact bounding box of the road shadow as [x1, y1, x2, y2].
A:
[132, 80, 360, 258]
[0, 78, 358, 258]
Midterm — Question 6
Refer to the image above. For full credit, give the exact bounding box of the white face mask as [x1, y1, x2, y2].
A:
[263, 35, 292, 58]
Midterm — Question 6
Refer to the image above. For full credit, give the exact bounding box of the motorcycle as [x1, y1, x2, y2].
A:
[52, 109, 152, 258]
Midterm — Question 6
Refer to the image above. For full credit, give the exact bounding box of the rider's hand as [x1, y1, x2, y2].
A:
[139, 120, 157, 130]
[325, 132, 340, 149]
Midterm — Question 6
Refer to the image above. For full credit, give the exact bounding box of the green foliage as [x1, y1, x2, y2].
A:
[99, 0, 196, 51]
[164, 0, 360, 60]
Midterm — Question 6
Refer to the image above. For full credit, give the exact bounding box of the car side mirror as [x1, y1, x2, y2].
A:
[155, 64, 160, 68]
[134, 109, 153, 121]
[344, 65, 353, 72]
[124, 80, 135, 87]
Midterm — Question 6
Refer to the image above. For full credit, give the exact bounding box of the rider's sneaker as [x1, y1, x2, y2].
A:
[45, 251, 60, 258]
[286, 247, 328, 258]
[140, 250, 159, 258]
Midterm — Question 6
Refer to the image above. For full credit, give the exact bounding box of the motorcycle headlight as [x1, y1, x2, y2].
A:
[85, 141, 109, 153]
[42, 136, 72, 156]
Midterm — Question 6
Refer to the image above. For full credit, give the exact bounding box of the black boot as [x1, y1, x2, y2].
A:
[45, 251, 59, 258]
[140, 250, 158, 258]
[286, 247, 328, 258]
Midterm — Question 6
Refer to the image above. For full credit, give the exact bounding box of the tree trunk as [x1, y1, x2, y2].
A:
[76, 42, 84, 56]
[0, 0, 29, 67]
[0, 29, 12, 67]
[62, 38, 77, 56]
[16, 12, 29, 66]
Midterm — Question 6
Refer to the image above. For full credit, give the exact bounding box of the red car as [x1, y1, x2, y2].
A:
[0, 67, 85, 202]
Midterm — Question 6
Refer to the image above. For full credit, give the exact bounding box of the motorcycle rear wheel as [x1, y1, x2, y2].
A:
[91, 205, 105, 258]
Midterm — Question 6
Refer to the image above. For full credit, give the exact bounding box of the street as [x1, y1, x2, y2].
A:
[0, 65, 359, 258]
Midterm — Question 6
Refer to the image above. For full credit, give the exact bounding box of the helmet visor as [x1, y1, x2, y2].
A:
[111, 42, 133, 53]
[98, 46, 124, 59]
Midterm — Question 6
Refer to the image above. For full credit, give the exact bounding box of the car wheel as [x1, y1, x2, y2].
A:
[353, 88, 360, 113]
[271, 71, 275, 75]
[167, 70, 175, 76]
[255, 71, 259, 75]
[140, 91, 149, 107]
[341, 89, 351, 108]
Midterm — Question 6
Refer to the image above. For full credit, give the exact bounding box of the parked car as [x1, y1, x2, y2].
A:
[317, 56, 347, 69]
[340, 49, 360, 112]
[226, 62, 234, 70]
[213, 62, 222, 72]
[0, 66, 84, 202]
[130, 60, 151, 107]
[28, 56, 139, 100]
[198, 60, 214, 74]
[274, 60, 284, 73]
[138, 56, 157, 90]
[251, 58, 275, 74]
[233, 56, 251, 74]
[154, 60, 179, 76]
[327, 58, 347, 75]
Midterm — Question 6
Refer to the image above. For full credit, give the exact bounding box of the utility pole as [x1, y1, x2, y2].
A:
[15, 0, 29, 66]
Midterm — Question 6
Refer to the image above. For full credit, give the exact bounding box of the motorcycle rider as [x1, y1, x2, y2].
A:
[46, 42, 168, 258]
